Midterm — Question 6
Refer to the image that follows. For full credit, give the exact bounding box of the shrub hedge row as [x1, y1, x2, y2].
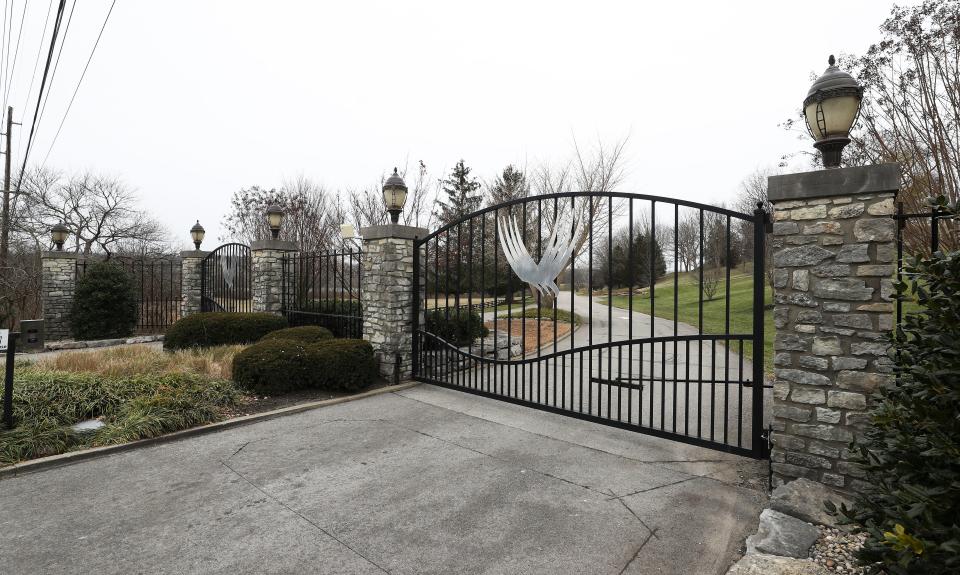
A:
[164, 312, 287, 350]
[260, 326, 334, 344]
[232, 338, 377, 394]
[424, 310, 488, 347]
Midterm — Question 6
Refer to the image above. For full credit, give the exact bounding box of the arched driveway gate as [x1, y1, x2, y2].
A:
[412, 192, 770, 458]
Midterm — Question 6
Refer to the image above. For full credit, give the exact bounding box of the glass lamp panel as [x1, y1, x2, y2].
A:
[805, 96, 860, 140]
[268, 212, 283, 229]
[383, 188, 407, 210]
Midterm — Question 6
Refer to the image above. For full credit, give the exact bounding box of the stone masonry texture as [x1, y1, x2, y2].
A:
[252, 247, 295, 314]
[770, 191, 896, 494]
[361, 235, 421, 380]
[180, 252, 206, 319]
[41, 253, 78, 341]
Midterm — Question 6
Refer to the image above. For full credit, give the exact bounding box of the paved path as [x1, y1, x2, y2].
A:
[0, 384, 766, 575]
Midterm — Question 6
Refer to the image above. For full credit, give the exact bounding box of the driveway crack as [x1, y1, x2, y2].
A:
[617, 528, 656, 575]
[220, 460, 390, 574]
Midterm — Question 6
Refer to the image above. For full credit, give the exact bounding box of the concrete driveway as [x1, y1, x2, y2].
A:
[0, 384, 766, 575]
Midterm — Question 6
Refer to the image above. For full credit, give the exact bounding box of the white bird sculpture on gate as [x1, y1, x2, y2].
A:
[498, 215, 577, 298]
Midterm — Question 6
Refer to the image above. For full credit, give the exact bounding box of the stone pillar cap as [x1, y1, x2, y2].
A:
[179, 250, 209, 258]
[41, 251, 79, 259]
[360, 224, 429, 241]
[768, 163, 900, 202]
[250, 239, 298, 251]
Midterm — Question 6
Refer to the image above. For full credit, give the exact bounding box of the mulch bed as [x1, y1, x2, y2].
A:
[484, 319, 573, 354]
[222, 378, 392, 418]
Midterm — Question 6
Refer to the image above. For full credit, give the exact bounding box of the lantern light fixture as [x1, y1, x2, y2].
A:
[266, 204, 284, 240]
[803, 54, 864, 168]
[382, 167, 408, 224]
[189, 220, 205, 250]
[50, 222, 69, 251]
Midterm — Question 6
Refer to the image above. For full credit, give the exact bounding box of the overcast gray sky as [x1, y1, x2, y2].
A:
[10, 0, 911, 247]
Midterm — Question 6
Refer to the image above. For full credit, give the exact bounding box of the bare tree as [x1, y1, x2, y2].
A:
[14, 168, 169, 255]
[334, 160, 437, 234]
[675, 211, 700, 272]
[783, 1, 960, 253]
[733, 167, 775, 285]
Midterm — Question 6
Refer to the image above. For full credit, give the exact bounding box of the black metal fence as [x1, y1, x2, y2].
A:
[201, 243, 252, 313]
[893, 202, 960, 324]
[413, 191, 770, 458]
[75, 256, 182, 334]
[281, 249, 362, 338]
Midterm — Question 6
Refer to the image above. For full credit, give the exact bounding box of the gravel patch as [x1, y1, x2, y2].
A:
[810, 526, 874, 574]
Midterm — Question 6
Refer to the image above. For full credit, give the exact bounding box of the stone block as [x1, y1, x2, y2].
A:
[777, 368, 831, 386]
[745, 509, 820, 558]
[835, 244, 869, 263]
[791, 205, 828, 220]
[790, 387, 826, 405]
[814, 407, 841, 424]
[813, 279, 874, 301]
[768, 478, 851, 527]
[773, 221, 799, 236]
[867, 197, 895, 215]
[836, 371, 893, 392]
[774, 404, 813, 422]
[850, 341, 890, 356]
[831, 356, 867, 370]
[827, 391, 867, 410]
[792, 270, 809, 291]
[811, 337, 842, 356]
[774, 245, 834, 267]
[828, 203, 864, 219]
[792, 424, 854, 443]
[832, 314, 873, 329]
[802, 221, 843, 235]
[798, 356, 828, 370]
[853, 219, 896, 241]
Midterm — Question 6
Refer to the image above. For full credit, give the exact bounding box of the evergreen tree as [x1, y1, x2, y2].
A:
[487, 165, 529, 207]
[435, 160, 482, 227]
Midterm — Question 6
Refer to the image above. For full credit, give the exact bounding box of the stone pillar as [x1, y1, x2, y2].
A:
[251, 240, 297, 315]
[360, 224, 427, 380]
[179, 250, 208, 318]
[41, 251, 79, 341]
[768, 163, 899, 494]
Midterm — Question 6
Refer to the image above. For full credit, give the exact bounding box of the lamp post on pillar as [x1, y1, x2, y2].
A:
[765, 55, 898, 494]
[360, 168, 425, 380]
[180, 220, 209, 319]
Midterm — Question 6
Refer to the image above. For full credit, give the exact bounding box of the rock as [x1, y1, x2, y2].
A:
[71, 419, 105, 433]
[777, 368, 831, 387]
[835, 244, 869, 263]
[726, 553, 829, 575]
[828, 203, 865, 219]
[853, 219, 895, 241]
[812, 279, 874, 301]
[746, 509, 820, 558]
[775, 245, 834, 267]
[768, 478, 852, 528]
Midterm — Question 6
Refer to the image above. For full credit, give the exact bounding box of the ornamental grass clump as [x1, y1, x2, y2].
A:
[832, 197, 960, 574]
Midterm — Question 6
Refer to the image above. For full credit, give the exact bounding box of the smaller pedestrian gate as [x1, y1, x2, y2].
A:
[201, 243, 252, 313]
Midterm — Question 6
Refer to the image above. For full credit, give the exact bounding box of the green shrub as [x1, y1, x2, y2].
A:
[260, 326, 334, 344]
[71, 261, 138, 340]
[424, 309, 488, 347]
[834, 197, 960, 574]
[232, 338, 377, 394]
[288, 300, 362, 337]
[164, 312, 287, 350]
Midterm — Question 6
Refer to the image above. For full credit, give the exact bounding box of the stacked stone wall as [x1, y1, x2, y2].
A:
[180, 252, 206, 318]
[770, 192, 896, 492]
[361, 236, 419, 379]
[41, 254, 78, 341]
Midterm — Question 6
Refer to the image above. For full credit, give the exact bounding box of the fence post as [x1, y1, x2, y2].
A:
[179, 249, 208, 319]
[251, 240, 297, 315]
[40, 251, 79, 341]
[360, 224, 427, 380]
[767, 162, 899, 494]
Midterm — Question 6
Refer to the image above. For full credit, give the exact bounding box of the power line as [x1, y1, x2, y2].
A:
[40, 0, 115, 169]
[17, 0, 54, 167]
[34, 0, 74, 142]
[3, 1, 27, 112]
[0, 0, 8, 109]
[14, 0, 65, 193]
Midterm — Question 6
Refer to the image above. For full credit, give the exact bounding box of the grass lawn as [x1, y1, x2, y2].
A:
[498, 306, 583, 325]
[601, 267, 775, 370]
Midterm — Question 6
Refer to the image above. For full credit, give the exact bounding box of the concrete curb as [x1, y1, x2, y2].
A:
[0, 381, 420, 480]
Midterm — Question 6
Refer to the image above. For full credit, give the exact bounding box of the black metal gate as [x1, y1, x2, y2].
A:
[76, 256, 182, 333]
[412, 192, 770, 458]
[201, 243, 252, 313]
[281, 249, 363, 338]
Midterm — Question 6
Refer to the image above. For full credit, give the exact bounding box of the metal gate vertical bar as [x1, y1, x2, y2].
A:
[752, 204, 768, 457]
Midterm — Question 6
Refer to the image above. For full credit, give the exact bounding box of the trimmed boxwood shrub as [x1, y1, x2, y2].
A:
[71, 261, 138, 340]
[424, 309, 488, 347]
[164, 312, 287, 350]
[260, 326, 334, 344]
[232, 338, 377, 394]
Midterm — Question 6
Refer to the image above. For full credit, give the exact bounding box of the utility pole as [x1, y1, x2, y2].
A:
[0, 106, 13, 265]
